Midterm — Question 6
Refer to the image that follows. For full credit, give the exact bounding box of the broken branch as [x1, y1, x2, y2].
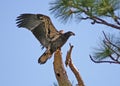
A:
[66, 44, 85, 86]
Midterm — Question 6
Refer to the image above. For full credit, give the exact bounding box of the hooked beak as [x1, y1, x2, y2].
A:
[71, 32, 75, 36]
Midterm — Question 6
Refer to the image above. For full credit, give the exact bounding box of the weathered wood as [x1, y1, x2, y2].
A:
[53, 49, 72, 86]
[66, 44, 85, 86]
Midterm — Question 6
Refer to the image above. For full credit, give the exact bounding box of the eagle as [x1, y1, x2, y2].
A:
[16, 13, 75, 64]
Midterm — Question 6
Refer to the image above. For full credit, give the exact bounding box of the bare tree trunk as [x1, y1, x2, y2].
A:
[53, 49, 72, 86]
[53, 45, 85, 86]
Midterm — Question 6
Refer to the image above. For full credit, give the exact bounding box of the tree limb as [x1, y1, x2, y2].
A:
[65, 44, 85, 86]
[89, 55, 120, 64]
[90, 16, 120, 30]
[102, 31, 120, 50]
[53, 49, 72, 86]
[102, 31, 120, 61]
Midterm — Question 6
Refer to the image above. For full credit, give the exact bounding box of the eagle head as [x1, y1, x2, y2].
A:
[65, 31, 75, 37]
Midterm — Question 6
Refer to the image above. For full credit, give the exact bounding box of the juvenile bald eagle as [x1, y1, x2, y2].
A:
[16, 13, 75, 64]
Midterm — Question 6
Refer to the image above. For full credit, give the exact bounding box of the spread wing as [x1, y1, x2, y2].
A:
[16, 13, 60, 48]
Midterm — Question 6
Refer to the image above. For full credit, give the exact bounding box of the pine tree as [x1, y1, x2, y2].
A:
[50, 0, 120, 64]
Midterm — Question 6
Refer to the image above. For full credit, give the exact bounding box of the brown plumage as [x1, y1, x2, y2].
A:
[16, 13, 75, 64]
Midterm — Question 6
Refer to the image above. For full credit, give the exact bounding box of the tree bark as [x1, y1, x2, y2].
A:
[65, 45, 85, 86]
[53, 49, 72, 86]
[53, 45, 85, 86]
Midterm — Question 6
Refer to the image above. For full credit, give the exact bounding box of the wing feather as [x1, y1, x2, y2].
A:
[16, 13, 61, 48]
[16, 14, 41, 30]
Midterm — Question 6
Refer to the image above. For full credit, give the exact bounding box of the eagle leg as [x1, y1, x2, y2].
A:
[38, 49, 52, 64]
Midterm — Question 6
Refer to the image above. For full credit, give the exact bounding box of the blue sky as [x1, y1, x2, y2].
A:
[1, 0, 120, 86]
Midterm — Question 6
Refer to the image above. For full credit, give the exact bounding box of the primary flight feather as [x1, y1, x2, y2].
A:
[16, 13, 75, 64]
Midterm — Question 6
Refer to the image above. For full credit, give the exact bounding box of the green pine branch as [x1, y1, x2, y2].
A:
[49, 0, 120, 64]
[90, 31, 120, 64]
[49, 0, 120, 29]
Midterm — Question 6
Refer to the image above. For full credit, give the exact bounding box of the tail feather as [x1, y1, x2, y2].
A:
[38, 50, 52, 64]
